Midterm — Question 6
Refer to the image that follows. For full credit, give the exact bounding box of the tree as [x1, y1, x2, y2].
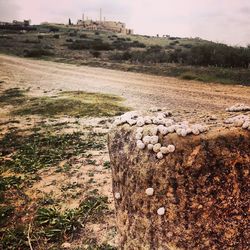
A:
[68, 18, 72, 26]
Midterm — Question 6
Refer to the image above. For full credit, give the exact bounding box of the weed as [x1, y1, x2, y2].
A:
[35, 195, 108, 241]
[0, 225, 29, 250]
[0, 205, 14, 226]
[36, 207, 82, 241]
[103, 161, 110, 169]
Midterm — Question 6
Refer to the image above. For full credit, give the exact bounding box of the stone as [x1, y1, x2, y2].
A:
[108, 125, 250, 250]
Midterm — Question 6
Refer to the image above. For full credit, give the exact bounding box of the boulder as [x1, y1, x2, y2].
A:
[108, 124, 249, 250]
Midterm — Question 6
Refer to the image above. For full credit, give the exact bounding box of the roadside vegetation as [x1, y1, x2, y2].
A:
[0, 86, 125, 249]
[0, 24, 249, 85]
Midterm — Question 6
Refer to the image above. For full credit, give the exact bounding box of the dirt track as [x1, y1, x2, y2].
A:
[1, 54, 250, 112]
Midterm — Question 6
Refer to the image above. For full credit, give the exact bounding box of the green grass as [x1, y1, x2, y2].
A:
[36, 195, 108, 242]
[0, 225, 29, 250]
[0, 123, 109, 248]
[12, 91, 130, 117]
[0, 129, 105, 174]
[0, 88, 28, 106]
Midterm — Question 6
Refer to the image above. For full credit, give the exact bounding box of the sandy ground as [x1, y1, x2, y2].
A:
[1, 54, 250, 113]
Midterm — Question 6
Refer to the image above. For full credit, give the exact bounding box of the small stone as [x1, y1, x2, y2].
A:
[147, 144, 154, 150]
[157, 207, 165, 215]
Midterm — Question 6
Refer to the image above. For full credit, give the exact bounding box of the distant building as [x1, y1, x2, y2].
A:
[13, 20, 31, 26]
[76, 9, 133, 35]
[0, 19, 32, 30]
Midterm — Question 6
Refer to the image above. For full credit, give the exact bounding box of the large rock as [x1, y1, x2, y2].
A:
[108, 123, 249, 250]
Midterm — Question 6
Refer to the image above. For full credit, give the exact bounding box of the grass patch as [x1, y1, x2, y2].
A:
[0, 129, 105, 174]
[13, 91, 130, 117]
[0, 225, 29, 250]
[36, 195, 108, 242]
[0, 88, 28, 106]
[0, 124, 108, 247]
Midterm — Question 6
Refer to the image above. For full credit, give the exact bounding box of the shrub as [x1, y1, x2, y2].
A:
[68, 39, 112, 51]
[80, 34, 87, 38]
[38, 35, 43, 39]
[53, 34, 60, 39]
[23, 48, 54, 57]
[49, 27, 59, 32]
[23, 39, 40, 44]
[69, 32, 77, 37]
[66, 38, 73, 43]
[90, 50, 101, 58]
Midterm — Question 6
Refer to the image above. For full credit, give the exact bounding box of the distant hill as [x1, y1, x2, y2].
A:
[0, 24, 249, 85]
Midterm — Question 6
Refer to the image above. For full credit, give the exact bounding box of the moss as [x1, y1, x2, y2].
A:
[12, 91, 130, 117]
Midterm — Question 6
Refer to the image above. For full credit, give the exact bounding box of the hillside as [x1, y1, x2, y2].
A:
[0, 24, 249, 85]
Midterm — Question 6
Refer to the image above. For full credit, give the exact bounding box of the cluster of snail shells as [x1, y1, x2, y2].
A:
[225, 115, 250, 130]
[226, 103, 250, 112]
[136, 127, 176, 159]
[174, 121, 209, 137]
[114, 111, 172, 128]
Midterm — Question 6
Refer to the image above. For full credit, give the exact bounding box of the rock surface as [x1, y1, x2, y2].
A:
[108, 122, 250, 250]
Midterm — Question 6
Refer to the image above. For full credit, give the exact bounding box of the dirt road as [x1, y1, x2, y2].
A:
[1, 54, 250, 112]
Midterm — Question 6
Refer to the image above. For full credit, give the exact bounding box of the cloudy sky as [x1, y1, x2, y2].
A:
[0, 0, 249, 46]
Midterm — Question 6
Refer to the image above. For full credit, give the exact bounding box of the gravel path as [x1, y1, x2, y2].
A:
[1, 54, 250, 112]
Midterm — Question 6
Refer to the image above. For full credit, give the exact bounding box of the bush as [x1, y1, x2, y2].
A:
[23, 48, 54, 57]
[80, 34, 87, 38]
[38, 35, 43, 39]
[90, 50, 101, 58]
[49, 27, 59, 32]
[53, 34, 60, 39]
[66, 38, 73, 42]
[23, 39, 40, 44]
[69, 32, 77, 37]
[68, 39, 112, 51]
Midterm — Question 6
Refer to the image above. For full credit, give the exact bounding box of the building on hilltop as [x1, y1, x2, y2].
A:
[76, 9, 133, 35]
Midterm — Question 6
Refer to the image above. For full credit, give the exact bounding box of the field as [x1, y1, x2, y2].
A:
[0, 24, 250, 249]
[0, 24, 249, 85]
[0, 66, 132, 249]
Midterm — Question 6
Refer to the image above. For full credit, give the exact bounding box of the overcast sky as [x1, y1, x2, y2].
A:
[0, 0, 249, 46]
